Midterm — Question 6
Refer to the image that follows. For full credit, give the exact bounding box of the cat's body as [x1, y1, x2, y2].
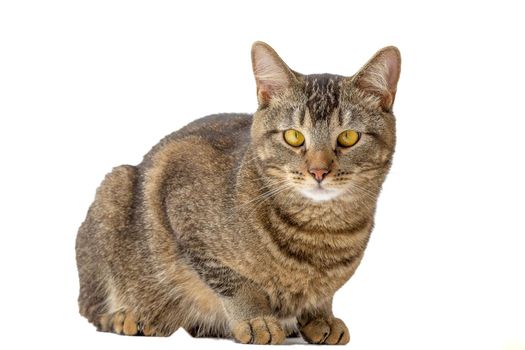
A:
[76, 42, 401, 344]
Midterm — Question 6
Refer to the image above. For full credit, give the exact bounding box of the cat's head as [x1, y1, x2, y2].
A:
[249, 41, 400, 203]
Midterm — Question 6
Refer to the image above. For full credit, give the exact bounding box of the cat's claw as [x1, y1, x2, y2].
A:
[300, 317, 350, 345]
[232, 316, 285, 345]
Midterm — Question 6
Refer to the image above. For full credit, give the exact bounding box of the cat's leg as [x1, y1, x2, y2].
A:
[222, 286, 286, 345]
[178, 242, 286, 344]
[297, 298, 350, 345]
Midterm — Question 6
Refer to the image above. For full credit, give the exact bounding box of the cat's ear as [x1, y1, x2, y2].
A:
[251, 41, 297, 106]
[352, 46, 401, 111]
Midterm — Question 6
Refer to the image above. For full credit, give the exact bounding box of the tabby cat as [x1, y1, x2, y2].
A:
[75, 41, 401, 345]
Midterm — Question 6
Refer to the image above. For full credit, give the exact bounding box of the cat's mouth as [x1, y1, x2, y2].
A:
[299, 185, 342, 202]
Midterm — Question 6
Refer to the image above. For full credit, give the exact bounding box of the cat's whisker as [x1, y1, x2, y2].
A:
[345, 193, 374, 213]
[253, 179, 291, 192]
[238, 183, 293, 209]
[239, 183, 294, 209]
[244, 173, 290, 183]
[221, 178, 295, 224]
[232, 154, 261, 172]
[344, 184, 378, 210]
[224, 182, 294, 221]
[239, 177, 292, 194]
[243, 184, 296, 218]
[350, 183, 379, 199]
[346, 188, 376, 203]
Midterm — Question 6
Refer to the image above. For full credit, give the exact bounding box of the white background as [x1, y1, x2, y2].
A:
[1, 1, 524, 349]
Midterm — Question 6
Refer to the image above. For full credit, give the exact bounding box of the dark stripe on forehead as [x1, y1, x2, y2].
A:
[304, 74, 343, 125]
[298, 106, 306, 126]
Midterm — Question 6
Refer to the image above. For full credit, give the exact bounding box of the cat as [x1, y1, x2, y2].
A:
[75, 41, 401, 345]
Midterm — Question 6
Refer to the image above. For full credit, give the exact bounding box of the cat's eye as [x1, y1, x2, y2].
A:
[284, 129, 305, 147]
[337, 130, 360, 147]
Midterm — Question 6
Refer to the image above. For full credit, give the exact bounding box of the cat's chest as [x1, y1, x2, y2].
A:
[250, 220, 367, 317]
[263, 263, 353, 318]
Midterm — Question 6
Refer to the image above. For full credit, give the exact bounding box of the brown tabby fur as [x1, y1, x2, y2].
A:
[76, 41, 401, 344]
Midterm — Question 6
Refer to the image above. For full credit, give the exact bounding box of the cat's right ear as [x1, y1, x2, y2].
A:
[251, 41, 297, 106]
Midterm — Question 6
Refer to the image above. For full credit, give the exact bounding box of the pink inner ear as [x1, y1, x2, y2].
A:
[256, 77, 287, 105]
[257, 85, 274, 105]
[354, 47, 401, 111]
[252, 44, 293, 105]
[383, 50, 401, 92]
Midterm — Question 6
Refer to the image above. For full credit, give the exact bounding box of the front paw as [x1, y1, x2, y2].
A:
[300, 318, 350, 345]
[232, 316, 285, 345]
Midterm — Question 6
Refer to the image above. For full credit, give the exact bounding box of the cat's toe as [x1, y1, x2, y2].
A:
[141, 324, 157, 336]
[324, 318, 350, 345]
[96, 311, 155, 336]
[300, 317, 350, 345]
[300, 319, 331, 344]
[122, 313, 138, 335]
[112, 312, 126, 334]
[232, 320, 252, 344]
[232, 317, 285, 345]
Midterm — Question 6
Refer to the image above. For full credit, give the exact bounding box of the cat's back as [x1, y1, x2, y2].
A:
[144, 113, 253, 163]
[140, 113, 252, 191]
[179, 113, 252, 140]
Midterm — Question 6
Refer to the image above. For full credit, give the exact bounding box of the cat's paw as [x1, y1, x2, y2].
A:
[97, 311, 158, 336]
[300, 317, 350, 345]
[232, 316, 285, 345]
[97, 311, 139, 335]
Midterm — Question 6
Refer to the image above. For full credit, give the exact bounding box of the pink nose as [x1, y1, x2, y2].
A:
[309, 168, 329, 183]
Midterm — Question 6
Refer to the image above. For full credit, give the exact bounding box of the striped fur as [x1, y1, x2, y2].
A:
[76, 42, 401, 344]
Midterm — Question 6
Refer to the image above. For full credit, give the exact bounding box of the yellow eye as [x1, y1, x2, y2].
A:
[337, 130, 360, 147]
[284, 129, 305, 147]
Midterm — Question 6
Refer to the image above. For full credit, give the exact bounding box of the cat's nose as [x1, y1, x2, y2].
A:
[309, 168, 329, 183]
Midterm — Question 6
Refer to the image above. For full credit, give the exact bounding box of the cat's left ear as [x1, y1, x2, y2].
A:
[351, 46, 401, 112]
[251, 41, 298, 106]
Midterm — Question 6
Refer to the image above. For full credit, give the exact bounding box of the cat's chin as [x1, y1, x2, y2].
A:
[299, 187, 342, 202]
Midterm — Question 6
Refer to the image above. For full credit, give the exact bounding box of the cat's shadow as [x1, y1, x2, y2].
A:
[202, 336, 308, 345]
[284, 336, 308, 345]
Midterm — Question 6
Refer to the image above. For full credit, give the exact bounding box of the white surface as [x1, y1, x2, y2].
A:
[1, 1, 524, 349]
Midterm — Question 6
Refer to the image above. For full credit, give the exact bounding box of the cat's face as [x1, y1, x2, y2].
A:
[250, 42, 400, 203]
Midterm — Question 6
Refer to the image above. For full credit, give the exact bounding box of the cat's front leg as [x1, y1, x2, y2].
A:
[298, 299, 350, 345]
[222, 286, 286, 345]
